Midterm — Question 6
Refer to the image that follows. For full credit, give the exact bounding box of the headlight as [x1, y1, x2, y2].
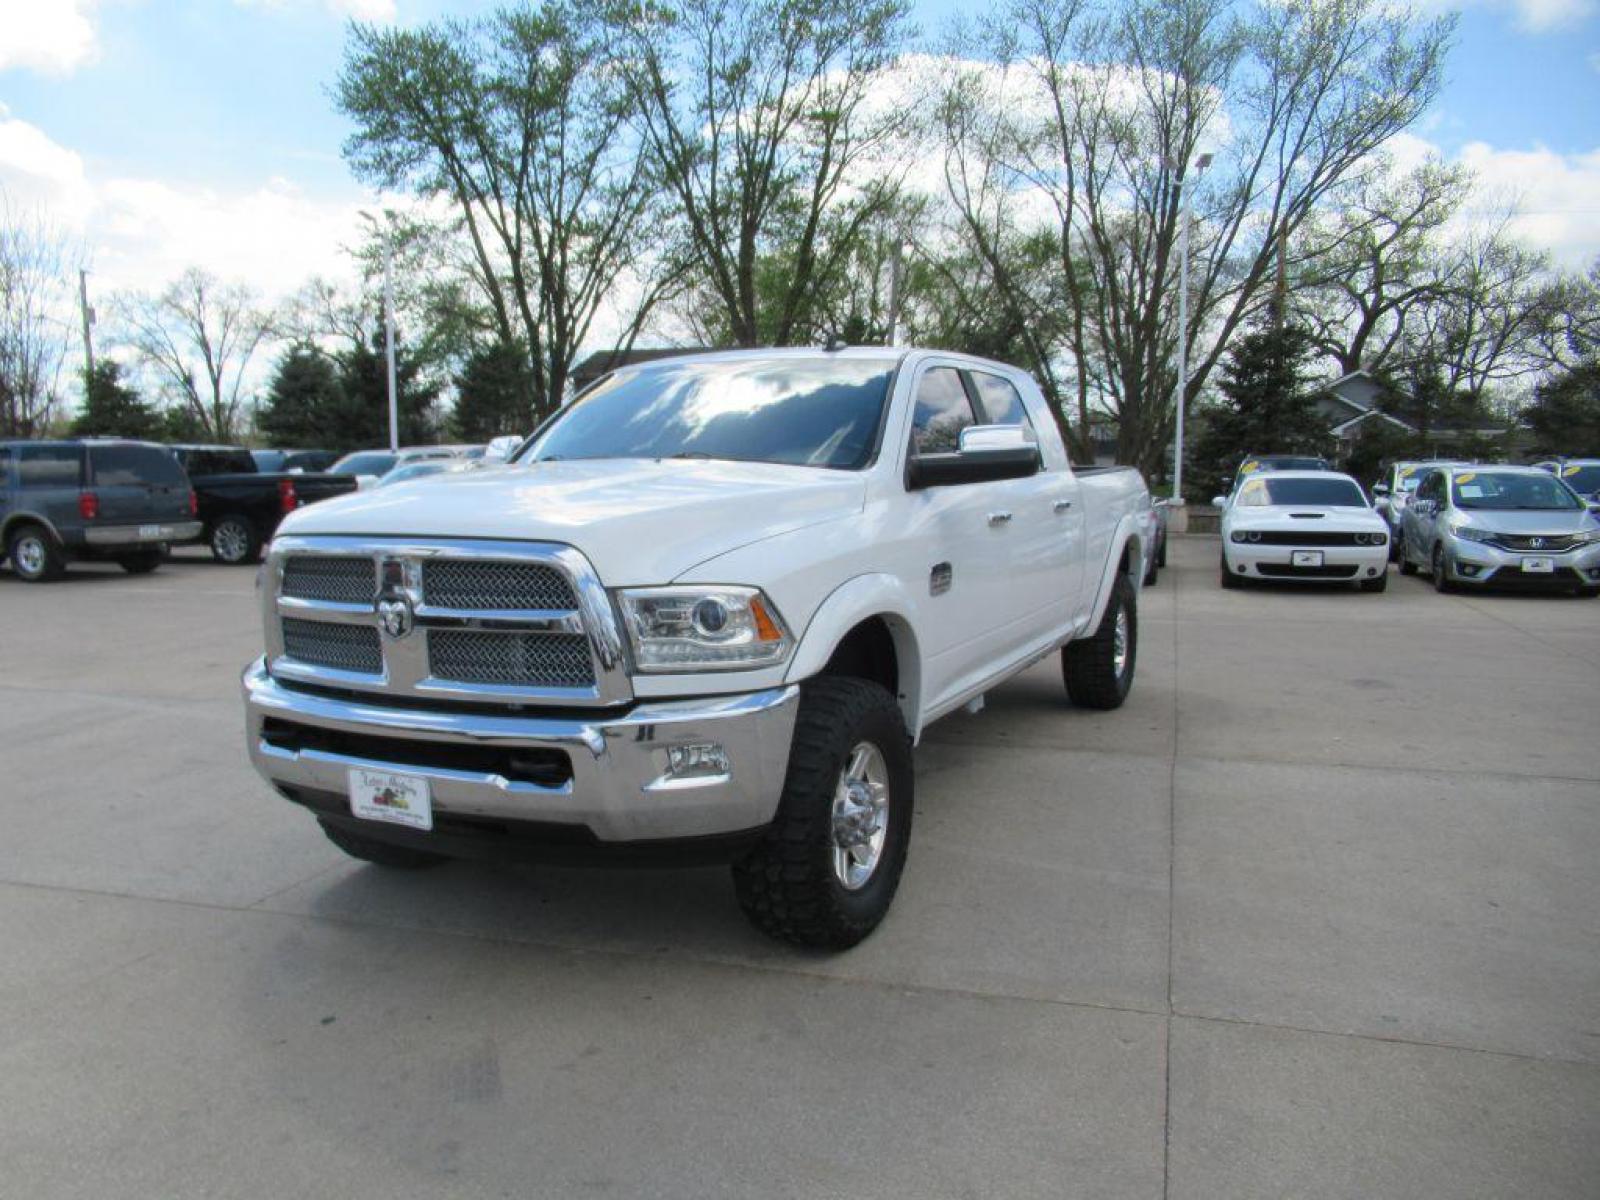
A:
[1230, 530, 1248, 543]
[1572, 528, 1600, 545]
[1454, 526, 1495, 544]
[617, 586, 793, 673]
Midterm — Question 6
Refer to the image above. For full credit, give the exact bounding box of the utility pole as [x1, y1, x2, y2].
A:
[78, 269, 96, 383]
[1172, 152, 1212, 513]
[885, 238, 905, 347]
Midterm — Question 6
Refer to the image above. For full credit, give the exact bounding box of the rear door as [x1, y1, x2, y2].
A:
[965, 368, 1082, 633]
[88, 444, 191, 524]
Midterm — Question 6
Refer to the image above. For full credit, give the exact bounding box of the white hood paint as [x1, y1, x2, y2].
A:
[275, 458, 867, 586]
[1227, 505, 1389, 533]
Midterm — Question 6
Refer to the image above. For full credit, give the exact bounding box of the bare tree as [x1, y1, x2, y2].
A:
[1291, 158, 1473, 378]
[119, 268, 272, 442]
[338, 1, 679, 418]
[617, 0, 913, 347]
[939, 0, 1454, 474]
[0, 190, 75, 437]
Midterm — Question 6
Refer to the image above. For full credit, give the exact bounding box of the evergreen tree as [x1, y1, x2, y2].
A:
[1524, 360, 1600, 458]
[1192, 322, 1329, 500]
[452, 341, 533, 442]
[335, 326, 440, 448]
[71, 361, 158, 439]
[257, 343, 345, 448]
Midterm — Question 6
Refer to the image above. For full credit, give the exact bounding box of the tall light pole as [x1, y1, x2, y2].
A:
[1172, 152, 1211, 510]
[359, 209, 400, 452]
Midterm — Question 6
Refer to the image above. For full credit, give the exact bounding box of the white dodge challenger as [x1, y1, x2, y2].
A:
[1214, 470, 1392, 592]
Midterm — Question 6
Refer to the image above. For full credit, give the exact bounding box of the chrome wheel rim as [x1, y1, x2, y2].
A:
[1113, 605, 1130, 678]
[831, 742, 890, 891]
[214, 521, 247, 562]
[16, 536, 45, 576]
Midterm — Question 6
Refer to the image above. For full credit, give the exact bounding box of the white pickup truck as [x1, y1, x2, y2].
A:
[242, 348, 1151, 947]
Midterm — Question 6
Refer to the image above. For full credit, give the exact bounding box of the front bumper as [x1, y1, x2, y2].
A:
[1223, 543, 1390, 582]
[81, 520, 203, 547]
[242, 658, 799, 845]
[1444, 539, 1600, 588]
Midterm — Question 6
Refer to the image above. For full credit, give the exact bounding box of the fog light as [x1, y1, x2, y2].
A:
[667, 743, 730, 779]
[1367, 567, 1377, 576]
[1458, 563, 1482, 577]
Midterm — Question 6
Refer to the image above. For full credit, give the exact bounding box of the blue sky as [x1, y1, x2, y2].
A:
[1, 0, 1597, 303]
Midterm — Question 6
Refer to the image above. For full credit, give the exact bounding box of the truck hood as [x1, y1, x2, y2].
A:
[275, 458, 867, 585]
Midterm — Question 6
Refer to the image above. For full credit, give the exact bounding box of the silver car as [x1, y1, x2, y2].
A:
[1371, 460, 1465, 561]
[1399, 464, 1600, 596]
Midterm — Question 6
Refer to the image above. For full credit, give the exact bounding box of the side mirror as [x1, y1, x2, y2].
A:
[1211, 496, 1227, 510]
[1372, 484, 1389, 497]
[1588, 502, 1600, 516]
[908, 426, 1040, 490]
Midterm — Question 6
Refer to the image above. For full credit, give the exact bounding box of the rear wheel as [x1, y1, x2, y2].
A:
[209, 514, 260, 565]
[732, 677, 914, 950]
[318, 819, 449, 869]
[1063, 574, 1137, 709]
[1398, 541, 1417, 576]
[7, 524, 64, 582]
[1156, 533, 1167, 569]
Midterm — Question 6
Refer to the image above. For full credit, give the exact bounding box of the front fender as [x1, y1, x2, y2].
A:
[784, 572, 924, 738]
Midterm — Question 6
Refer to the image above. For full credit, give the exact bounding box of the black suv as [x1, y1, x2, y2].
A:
[1, 440, 202, 582]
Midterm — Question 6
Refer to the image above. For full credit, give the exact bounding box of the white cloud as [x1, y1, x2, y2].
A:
[0, 0, 99, 76]
[1456, 142, 1600, 267]
[1504, 0, 1594, 31]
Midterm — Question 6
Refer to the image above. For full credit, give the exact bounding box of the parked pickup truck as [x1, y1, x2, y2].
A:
[241, 348, 1151, 947]
[168, 445, 358, 564]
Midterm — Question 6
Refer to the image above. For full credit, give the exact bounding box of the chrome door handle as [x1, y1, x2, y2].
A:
[987, 511, 1013, 526]
[1053, 499, 1073, 512]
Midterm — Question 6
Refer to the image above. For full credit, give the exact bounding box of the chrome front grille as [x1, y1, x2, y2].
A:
[1489, 533, 1579, 553]
[266, 537, 630, 706]
[281, 617, 383, 674]
[429, 630, 595, 687]
[281, 556, 377, 603]
[422, 560, 576, 610]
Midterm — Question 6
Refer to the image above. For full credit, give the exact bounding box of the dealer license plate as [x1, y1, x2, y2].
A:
[1292, 550, 1324, 567]
[348, 767, 433, 831]
[138, 524, 163, 540]
[1520, 557, 1554, 574]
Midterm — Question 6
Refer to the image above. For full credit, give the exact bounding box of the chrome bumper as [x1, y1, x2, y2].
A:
[84, 520, 202, 546]
[242, 658, 799, 842]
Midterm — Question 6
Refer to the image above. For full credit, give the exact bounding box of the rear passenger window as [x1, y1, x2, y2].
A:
[18, 446, 83, 488]
[911, 368, 976, 454]
[91, 444, 188, 488]
[969, 372, 1035, 435]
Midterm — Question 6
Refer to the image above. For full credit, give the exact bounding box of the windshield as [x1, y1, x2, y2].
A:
[528, 358, 894, 470]
[380, 463, 452, 486]
[331, 452, 397, 476]
[1238, 477, 1368, 507]
[1452, 471, 1583, 511]
[1557, 464, 1600, 495]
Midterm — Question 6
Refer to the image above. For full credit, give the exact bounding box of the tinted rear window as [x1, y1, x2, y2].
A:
[18, 445, 83, 488]
[1255, 477, 1368, 507]
[91, 444, 189, 487]
[181, 448, 257, 475]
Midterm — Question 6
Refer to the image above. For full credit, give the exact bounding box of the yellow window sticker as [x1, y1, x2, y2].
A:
[1564, 464, 1582, 477]
[1454, 472, 1476, 484]
[1242, 479, 1265, 498]
[1241, 460, 1260, 475]
[1399, 466, 1417, 478]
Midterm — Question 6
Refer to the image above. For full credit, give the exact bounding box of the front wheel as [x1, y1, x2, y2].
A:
[1431, 544, 1456, 594]
[1063, 574, 1137, 709]
[732, 677, 913, 950]
[209, 515, 260, 565]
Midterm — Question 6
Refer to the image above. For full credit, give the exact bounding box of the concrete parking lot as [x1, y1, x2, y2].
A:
[2, 537, 1597, 1198]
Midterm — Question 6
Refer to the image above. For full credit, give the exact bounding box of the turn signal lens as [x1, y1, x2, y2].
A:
[189, 489, 199, 517]
[78, 490, 99, 520]
[751, 596, 784, 643]
[277, 478, 299, 514]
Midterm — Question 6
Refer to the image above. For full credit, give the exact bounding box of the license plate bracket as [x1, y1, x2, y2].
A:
[348, 767, 433, 831]
[1520, 557, 1554, 574]
[1292, 550, 1325, 568]
[138, 524, 163, 540]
